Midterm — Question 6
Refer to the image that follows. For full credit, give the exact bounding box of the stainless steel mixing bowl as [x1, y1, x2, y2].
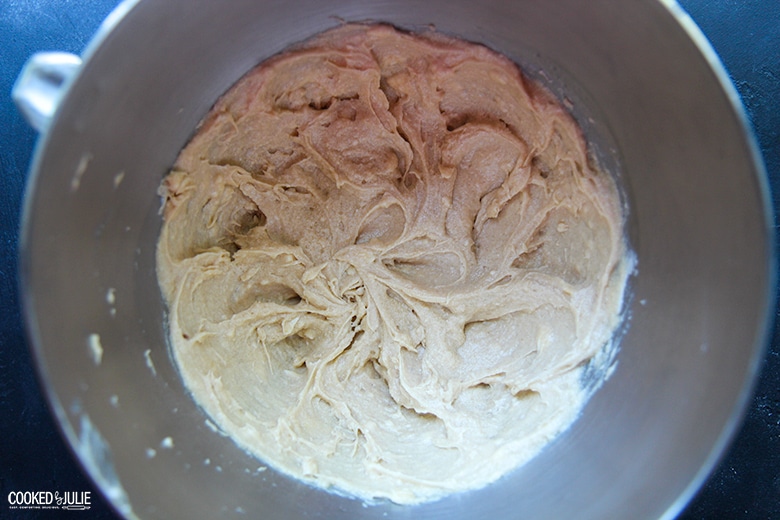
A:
[14, 0, 775, 518]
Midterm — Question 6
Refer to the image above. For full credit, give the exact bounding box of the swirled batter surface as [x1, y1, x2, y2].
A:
[157, 24, 631, 504]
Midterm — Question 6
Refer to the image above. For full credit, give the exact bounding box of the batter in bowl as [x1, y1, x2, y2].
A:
[156, 23, 632, 504]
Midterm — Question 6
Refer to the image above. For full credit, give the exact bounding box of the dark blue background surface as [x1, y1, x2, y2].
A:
[1, 1, 778, 518]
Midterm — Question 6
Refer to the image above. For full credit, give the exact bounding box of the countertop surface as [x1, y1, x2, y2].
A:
[1, 0, 778, 518]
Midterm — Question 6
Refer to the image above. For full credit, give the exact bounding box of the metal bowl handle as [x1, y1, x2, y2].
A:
[12, 52, 82, 133]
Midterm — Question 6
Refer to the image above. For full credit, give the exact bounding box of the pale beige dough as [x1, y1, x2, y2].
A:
[156, 24, 631, 504]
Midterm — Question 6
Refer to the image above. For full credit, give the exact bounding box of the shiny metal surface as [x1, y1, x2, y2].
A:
[18, 0, 774, 518]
